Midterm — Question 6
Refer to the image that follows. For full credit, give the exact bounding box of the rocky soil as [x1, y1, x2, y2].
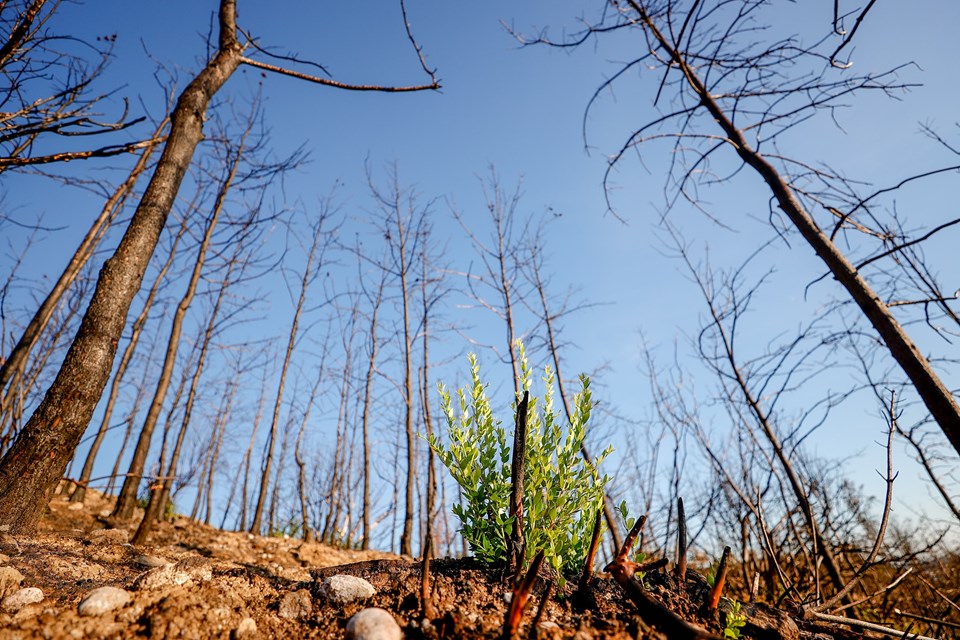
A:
[0, 486, 916, 639]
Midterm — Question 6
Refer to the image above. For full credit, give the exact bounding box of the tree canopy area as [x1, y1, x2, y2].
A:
[0, 1, 957, 638]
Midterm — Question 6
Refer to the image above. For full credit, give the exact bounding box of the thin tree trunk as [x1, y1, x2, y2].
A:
[106, 347, 157, 497]
[267, 416, 293, 536]
[0, 1, 245, 533]
[204, 381, 235, 525]
[130, 126, 251, 537]
[113, 137, 239, 520]
[359, 264, 386, 550]
[234, 363, 271, 531]
[251, 215, 330, 534]
[323, 316, 356, 544]
[420, 245, 436, 561]
[295, 340, 328, 542]
[71, 211, 187, 503]
[395, 199, 416, 557]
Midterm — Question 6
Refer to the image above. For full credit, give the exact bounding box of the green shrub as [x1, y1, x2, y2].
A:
[428, 341, 611, 581]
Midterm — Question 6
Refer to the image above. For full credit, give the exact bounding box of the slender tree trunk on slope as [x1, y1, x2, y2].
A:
[358, 260, 386, 550]
[113, 136, 240, 520]
[295, 356, 327, 542]
[322, 305, 359, 544]
[106, 345, 157, 497]
[0, 0, 244, 533]
[420, 245, 437, 561]
[235, 362, 271, 531]
[134, 215, 245, 541]
[251, 214, 331, 535]
[0, 118, 165, 399]
[71, 211, 187, 503]
[397, 201, 416, 556]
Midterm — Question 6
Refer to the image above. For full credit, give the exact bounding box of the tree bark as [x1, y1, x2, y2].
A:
[0, 0, 243, 533]
[71, 207, 186, 503]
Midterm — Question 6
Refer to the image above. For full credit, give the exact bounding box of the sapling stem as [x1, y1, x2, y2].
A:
[577, 507, 603, 594]
[502, 549, 544, 640]
[675, 497, 687, 588]
[529, 579, 554, 639]
[706, 546, 731, 611]
[507, 390, 529, 576]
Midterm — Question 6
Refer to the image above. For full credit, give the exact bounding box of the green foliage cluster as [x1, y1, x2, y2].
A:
[428, 342, 611, 579]
[722, 600, 747, 639]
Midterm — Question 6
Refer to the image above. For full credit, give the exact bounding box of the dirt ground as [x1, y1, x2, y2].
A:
[0, 487, 904, 639]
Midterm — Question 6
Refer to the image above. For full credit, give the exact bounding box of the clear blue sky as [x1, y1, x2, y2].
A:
[3, 1, 959, 545]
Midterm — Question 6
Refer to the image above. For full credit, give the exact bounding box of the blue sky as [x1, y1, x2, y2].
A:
[4, 1, 959, 545]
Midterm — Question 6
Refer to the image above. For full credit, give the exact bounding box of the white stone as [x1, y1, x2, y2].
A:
[134, 554, 169, 568]
[319, 575, 376, 605]
[1, 587, 43, 612]
[78, 586, 131, 616]
[346, 608, 402, 640]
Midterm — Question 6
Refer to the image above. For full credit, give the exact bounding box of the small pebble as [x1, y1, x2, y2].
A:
[0, 534, 21, 556]
[346, 608, 402, 640]
[278, 589, 312, 620]
[1, 587, 43, 612]
[232, 617, 257, 639]
[134, 558, 211, 590]
[134, 554, 169, 568]
[0, 566, 24, 598]
[319, 575, 376, 605]
[78, 586, 131, 616]
[86, 529, 129, 545]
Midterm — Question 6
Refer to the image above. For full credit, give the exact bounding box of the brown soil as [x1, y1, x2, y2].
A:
[0, 488, 881, 639]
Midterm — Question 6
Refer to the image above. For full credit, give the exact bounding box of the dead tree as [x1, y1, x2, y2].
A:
[250, 208, 337, 535]
[133, 167, 269, 542]
[0, 0, 438, 533]
[112, 122, 243, 520]
[356, 248, 388, 550]
[70, 203, 187, 504]
[452, 170, 533, 396]
[517, 0, 960, 457]
[367, 165, 433, 555]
